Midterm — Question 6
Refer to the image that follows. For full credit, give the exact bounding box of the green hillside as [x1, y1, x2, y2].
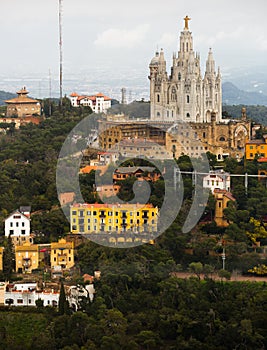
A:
[0, 91, 16, 106]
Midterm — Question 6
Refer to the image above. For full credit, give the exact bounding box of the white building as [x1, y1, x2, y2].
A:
[149, 16, 222, 122]
[69, 92, 111, 113]
[5, 208, 32, 245]
[203, 170, 231, 193]
[97, 151, 120, 165]
[67, 284, 95, 311]
[4, 282, 59, 307]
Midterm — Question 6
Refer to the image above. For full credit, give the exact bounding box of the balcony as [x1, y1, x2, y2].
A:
[23, 258, 31, 268]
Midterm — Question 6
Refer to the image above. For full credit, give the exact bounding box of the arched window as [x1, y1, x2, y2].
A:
[186, 113, 190, 118]
[187, 95, 190, 103]
[219, 136, 226, 142]
[157, 94, 160, 103]
[157, 112, 160, 117]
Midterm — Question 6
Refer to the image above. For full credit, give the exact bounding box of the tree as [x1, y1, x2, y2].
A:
[59, 281, 70, 315]
[2, 235, 15, 280]
[188, 262, 203, 280]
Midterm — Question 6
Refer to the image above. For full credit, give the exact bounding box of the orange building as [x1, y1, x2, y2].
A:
[245, 135, 267, 160]
[113, 166, 160, 182]
[214, 189, 235, 227]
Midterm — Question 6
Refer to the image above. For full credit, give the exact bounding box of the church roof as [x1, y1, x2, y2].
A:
[5, 86, 39, 104]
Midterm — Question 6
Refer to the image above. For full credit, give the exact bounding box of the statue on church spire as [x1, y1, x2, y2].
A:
[184, 15, 191, 30]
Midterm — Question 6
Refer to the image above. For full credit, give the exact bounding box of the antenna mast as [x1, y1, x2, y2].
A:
[59, 0, 63, 110]
[49, 68, 52, 116]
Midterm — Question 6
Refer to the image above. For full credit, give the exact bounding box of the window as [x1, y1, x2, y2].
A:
[69, 257, 71, 261]
[9, 230, 14, 235]
[157, 94, 160, 103]
[219, 136, 226, 142]
[16, 222, 19, 227]
[93, 211, 97, 216]
[87, 211, 91, 215]
[72, 211, 77, 215]
[87, 219, 90, 223]
[17, 299, 23, 304]
[10, 222, 13, 227]
[21, 230, 26, 235]
[187, 95, 190, 103]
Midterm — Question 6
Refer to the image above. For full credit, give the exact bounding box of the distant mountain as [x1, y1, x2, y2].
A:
[0, 90, 16, 106]
[222, 82, 267, 106]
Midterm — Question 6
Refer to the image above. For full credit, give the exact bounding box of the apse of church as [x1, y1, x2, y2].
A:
[149, 16, 222, 123]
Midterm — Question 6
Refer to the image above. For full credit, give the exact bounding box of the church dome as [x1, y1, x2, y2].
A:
[150, 51, 159, 65]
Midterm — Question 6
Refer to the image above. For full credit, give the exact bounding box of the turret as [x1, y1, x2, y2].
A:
[206, 48, 216, 75]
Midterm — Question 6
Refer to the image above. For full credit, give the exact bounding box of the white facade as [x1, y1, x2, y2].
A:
[4, 282, 59, 307]
[149, 16, 222, 123]
[69, 92, 111, 113]
[97, 151, 120, 165]
[5, 210, 30, 238]
[68, 284, 95, 311]
[203, 170, 231, 193]
[5, 290, 59, 307]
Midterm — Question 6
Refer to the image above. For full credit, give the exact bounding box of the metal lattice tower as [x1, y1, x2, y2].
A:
[59, 0, 63, 110]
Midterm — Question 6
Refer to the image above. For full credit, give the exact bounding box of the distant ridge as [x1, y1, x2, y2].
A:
[222, 82, 267, 106]
[0, 90, 17, 106]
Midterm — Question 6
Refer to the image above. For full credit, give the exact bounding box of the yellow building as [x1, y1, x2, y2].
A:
[245, 136, 267, 160]
[50, 238, 75, 270]
[0, 247, 4, 271]
[15, 242, 39, 273]
[214, 189, 235, 227]
[70, 203, 158, 234]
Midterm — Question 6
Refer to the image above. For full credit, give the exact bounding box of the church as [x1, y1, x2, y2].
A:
[99, 17, 251, 161]
[148, 16, 251, 160]
[149, 16, 222, 123]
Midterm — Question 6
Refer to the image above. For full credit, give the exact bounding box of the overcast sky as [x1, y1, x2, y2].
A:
[1, 0, 267, 92]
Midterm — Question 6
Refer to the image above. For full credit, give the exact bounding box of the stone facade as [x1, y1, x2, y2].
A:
[149, 16, 222, 123]
[5, 87, 41, 118]
[98, 111, 250, 160]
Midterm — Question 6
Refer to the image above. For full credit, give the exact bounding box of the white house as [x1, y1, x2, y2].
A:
[69, 92, 111, 113]
[97, 151, 120, 165]
[203, 170, 231, 193]
[5, 209, 31, 242]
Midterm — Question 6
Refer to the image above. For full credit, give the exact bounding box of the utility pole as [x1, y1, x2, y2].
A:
[59, 0, 63, 111]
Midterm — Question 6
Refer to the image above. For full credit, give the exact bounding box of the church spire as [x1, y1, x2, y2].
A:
[206, 48, 215, 74]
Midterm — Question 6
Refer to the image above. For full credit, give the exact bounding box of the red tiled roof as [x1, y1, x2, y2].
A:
[70, 92, 79, 97]
[72, 203, 155, 209]
[257, 158, 267, 163]
[214, 189, 235, 201]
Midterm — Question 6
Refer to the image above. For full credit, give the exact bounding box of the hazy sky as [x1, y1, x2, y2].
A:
[1, 0, 267, 93]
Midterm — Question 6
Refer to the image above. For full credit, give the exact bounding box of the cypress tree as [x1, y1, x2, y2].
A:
[3, 235, 15, 281]
[58, 281, 70, 315]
